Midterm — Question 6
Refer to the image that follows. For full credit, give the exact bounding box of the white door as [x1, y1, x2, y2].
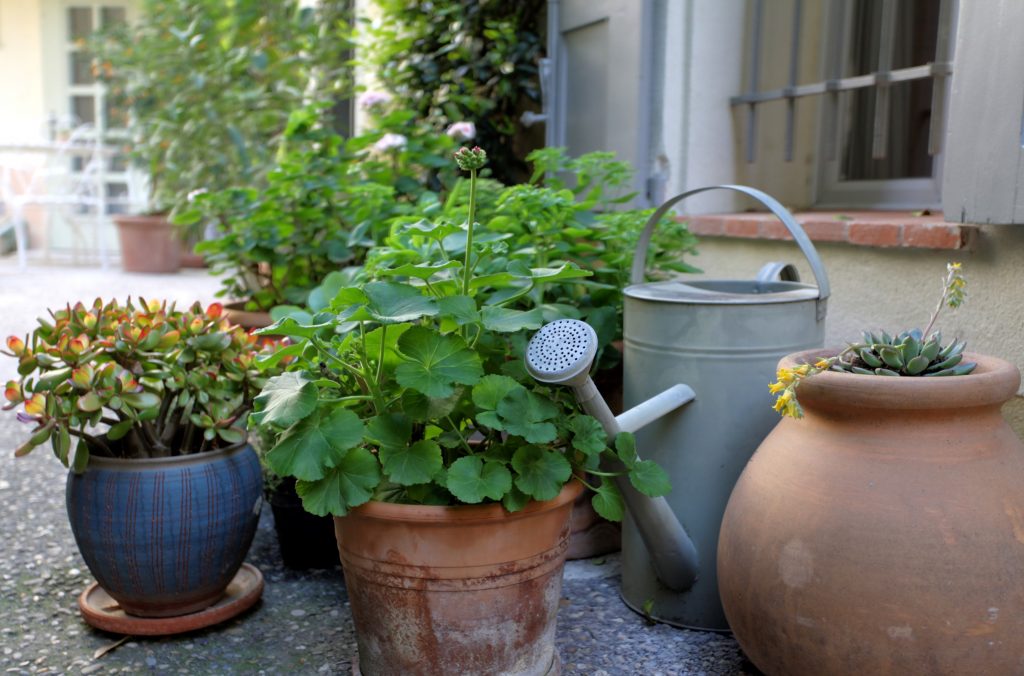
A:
[549, 0, 653, 203]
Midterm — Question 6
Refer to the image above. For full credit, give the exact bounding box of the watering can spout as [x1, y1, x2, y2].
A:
[526, 320, 701, 592]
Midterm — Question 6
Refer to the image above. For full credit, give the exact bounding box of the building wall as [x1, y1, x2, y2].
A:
[0, 0, 47, 145]
[648, 1, 1024, 435]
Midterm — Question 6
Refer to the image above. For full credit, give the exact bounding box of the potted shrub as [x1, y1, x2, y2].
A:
[90, 0, 350, 272]
[251, 148, 671, 673]
[367, 146, 698, 558]
[718, 264, 1024, 674]
[2, 299, 271, 621]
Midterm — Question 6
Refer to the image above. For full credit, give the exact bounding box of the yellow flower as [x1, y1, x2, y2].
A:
[776, 367, 794, 385]
[784, 400, 801, 418]
[768, 381, 786, 394]
[772, 389, 792, 412]
[794, 364, 811, 377]
[814, 358, 831, 370]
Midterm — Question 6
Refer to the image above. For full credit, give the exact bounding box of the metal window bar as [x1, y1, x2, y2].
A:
[732, 0, 954, 164]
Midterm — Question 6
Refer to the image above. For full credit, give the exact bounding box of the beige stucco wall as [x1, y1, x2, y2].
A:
[685, 227, 1024, 436]
[0, 0, 47, 145]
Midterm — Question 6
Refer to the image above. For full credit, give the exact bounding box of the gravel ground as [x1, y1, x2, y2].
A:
[0, 259, 746, 675]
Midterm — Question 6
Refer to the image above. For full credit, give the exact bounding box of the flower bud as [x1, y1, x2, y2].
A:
[454, 146, 487, 171]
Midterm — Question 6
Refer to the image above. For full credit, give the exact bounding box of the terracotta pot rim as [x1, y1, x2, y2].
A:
[112, 213, 174, 228]
[86, 440, 250, 470]
[345, 479, 584, 523]
[782, 348, 1021, 409]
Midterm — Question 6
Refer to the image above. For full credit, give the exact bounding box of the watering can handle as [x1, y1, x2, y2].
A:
[629, 184, 831, 303]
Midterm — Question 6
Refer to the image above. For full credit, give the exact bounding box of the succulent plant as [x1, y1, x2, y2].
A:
[829, 329, 976, 377]
[770, 262, 973, 418]
[3, 298, 274, 466]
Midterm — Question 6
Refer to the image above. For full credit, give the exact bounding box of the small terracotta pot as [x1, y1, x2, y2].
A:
[335, 481, 583, 676]
[223, 301, 272, 330]
[66, 443, 263, 617]
[718, 349, 1024, 675]
[113, 214, 181, 274]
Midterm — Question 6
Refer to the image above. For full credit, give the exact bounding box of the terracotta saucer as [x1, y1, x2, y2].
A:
[78, 563, 264, 636]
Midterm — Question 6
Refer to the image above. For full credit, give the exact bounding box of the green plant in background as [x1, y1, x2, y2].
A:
[180, 106, 400, 312]
[248, 148, 670, 518]
[368, 147, 699, 364]
[91, 0, 352, 218]
[363, 0, 546, 184]
[771, 263, 973, 418]
[2, 300, 273, 465]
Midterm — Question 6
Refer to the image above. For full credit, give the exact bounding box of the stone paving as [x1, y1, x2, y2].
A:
[0, 258, 746, 674]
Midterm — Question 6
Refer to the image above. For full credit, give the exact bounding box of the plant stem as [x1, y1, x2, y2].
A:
[68, 428, 115, 457]
[921, 270, 954, 339]
[461, 168, 477, 296]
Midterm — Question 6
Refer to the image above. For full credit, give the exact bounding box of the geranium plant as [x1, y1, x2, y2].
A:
[250, 147, 670, 518]
[2, 299, 271, 467]
[771, 262, 973, 418]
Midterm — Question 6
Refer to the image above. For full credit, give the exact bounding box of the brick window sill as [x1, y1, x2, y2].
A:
[685, 211, 977, 250]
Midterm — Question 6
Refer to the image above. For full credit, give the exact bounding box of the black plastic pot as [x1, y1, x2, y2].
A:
[267, 477, 339, 570]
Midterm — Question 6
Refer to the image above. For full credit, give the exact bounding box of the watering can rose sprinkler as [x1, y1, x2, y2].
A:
[526, 319, 700, 592]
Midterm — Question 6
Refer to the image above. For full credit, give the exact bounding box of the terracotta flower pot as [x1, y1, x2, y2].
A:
[66, 443, 262, 617]
[718, 349, 1024, 675]
[113, 214, 181, 274]
[223, 301, 272, 330]
[335, 480, 583, 676]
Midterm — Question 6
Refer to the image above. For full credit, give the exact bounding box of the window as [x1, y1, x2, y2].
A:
[732, 0, 956, 209]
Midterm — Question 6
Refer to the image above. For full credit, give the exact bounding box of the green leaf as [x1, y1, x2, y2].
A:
[364, 282, 438, 324]
[395, 327, 483, 397]
[446, 456, 512, 503]
[511, 445, 571, 501]
[401, 389, 461, 422]
[501, 485, 531, 512]
[267, 408, 365, 481]
[437, 295, 480, 325]
[77, 392, 102, 413]
[905, 354, 930, 375]
[615, 432, 637, 468]
[217, 427, 246, 444]
[497, 388, 558, 443]
[567, 415, 607, 456]
[308, 271, 354, 312]
[120, 391, 160, 411]
[71, 438, 89, 473]
[295, 447, 381, 516]
[480, 307, 544, 333]
[629, 460, 671, 497]
[256, 342, 306, 371]
[107, 420, 133, 441]
[251, 372, 317, 427]
[380, 440, 443, 486]
[471, 375, 521, 411]
[879, 347, 904, 369]
[592, 478, 624, 521]
[365, 413, 412, 450]
[379, 260, 461, 281]
[257, 316, 332, 339]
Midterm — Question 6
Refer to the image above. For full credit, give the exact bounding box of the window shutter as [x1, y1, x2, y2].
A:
[942, 0, 1024, 224]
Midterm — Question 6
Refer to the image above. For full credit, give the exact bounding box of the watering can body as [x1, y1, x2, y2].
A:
[620, 185, 829, 631]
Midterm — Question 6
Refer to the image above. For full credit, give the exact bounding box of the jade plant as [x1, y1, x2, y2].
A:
[2, 299, 272, 466]
[771, 263, 972, 418]
[249, 147, 670, 518]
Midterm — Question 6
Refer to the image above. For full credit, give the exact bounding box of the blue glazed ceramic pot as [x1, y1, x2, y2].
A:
[66, 443, 263, 618]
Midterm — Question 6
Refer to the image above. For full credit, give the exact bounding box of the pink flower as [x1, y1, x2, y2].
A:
[372, 133, 408, 153]
[446, 121, 476, 141]
[358, 91, 392, 111]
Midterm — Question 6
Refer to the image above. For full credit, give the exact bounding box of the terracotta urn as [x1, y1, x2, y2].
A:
[334, 480, 582, 675]
[223, 301, 272, 330]
[718, 349, 1024, 675]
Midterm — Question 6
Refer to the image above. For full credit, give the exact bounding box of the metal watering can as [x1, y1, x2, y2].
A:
[526, 185, 830, 632]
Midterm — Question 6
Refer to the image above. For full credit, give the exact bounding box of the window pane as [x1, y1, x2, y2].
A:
[104, 98, 128, 130]
[839, 0, 939, 180]
[101, 7, 127, 28]
[72, 95, 96, 125]
[70, 52, 94, 85]
[108, 154, 128, 172]
[840, 79, 934, 180]
[106, 183, 129, 214]
[71, 156, 86, 173]
[68, 8, 93, 41]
